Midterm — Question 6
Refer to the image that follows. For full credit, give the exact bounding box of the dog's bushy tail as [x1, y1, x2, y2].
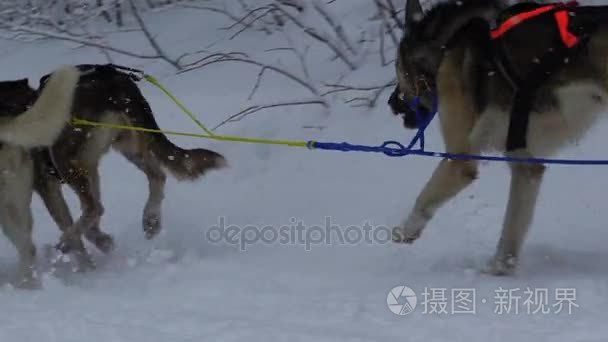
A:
[151, 132, 228, 181]
[0, 66, 79, 147]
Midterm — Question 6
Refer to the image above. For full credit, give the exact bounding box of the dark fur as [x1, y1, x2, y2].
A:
[0, 79, 36, 117]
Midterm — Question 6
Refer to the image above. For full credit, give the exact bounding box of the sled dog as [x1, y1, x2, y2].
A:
[389, 0, 608, 275]
[2, 64, 227, 271]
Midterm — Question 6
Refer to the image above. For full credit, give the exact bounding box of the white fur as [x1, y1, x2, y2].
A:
[0, 143, 37, 288]
[469, 82, 608, 157]
[0, 66, 80, 148]
[395, 211, 428, 242]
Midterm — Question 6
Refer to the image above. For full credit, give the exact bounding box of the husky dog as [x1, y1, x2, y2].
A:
[0, 66, 80, 287]
[389, 0, 608, 275]
[1, 64, 227, 270]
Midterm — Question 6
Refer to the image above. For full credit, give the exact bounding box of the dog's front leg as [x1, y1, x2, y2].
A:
[393, 158, 478, 243]
[487, 150, 545, 275]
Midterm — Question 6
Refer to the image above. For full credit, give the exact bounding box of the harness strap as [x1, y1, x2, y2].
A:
[490, 1, 579, 40]
[505, 40, 585, 151]
[490, 1, 580, 86]
[555, 10, 580, 47]
[488, 1, 590, 152]
[490, 4, 563, 39]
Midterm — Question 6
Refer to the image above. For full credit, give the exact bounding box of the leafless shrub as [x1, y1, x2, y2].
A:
[0, 0, 407, 127]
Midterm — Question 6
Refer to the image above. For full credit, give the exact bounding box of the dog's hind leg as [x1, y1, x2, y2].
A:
[487, 150, 545, 275]
[57, 165, 104, 270]
[127, 155, 166, 239]
[0, 201, 37, 288]
[113, 134, 166, 239]
[79, 167, 114, 254]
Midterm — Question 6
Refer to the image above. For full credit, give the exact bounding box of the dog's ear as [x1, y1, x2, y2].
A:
[39, 74, 50, 87]
[15, 78, 32, 91]
[405, 0, 424, 28]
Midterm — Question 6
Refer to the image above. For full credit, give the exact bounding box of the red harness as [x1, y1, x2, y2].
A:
[490, 1, 581, 47]
[484, 1, 598, 152]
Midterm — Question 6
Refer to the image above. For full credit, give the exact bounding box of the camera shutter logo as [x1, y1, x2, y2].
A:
[387, 285, 418, 315]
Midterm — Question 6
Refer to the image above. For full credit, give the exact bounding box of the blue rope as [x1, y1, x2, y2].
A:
[307, 96, 608, 165]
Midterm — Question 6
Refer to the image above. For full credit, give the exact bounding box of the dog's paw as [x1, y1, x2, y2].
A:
[143, 214, 161, 239]
[86, 230, 115, 254]
[392, 213, 427, 244]
[55, 238, 72, 255]
[392, 225, 421, 244]
[12, 270, 41, 290]
[482, 256, 518, 276]
[73, 253, 97, 272]
[12, 277, 41, 290]
[56, 236, 97, 272]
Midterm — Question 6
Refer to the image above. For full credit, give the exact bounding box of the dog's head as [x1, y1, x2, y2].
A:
[389, 0, 445, 129]
[390, 0, 500, 129]
[0, 78, 36, 117]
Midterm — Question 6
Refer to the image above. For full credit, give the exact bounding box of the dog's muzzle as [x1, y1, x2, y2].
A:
[388, 86, 433, 129]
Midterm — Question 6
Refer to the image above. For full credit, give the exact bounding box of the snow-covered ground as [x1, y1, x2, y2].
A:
[1, 2, 608, 341]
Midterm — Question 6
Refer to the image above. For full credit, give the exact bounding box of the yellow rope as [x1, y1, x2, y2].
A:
[71, 118, 310, 148]
[70, 71, 312, 149]
[144, 74, 216, 136]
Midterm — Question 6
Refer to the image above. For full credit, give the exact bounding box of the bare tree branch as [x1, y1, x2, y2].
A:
[126, 0, 181, 70]
[180, 53, 324, 98]
[322, 79, 397, 108]
[213, 99, 327, 130]
[6, 25, 167, 60]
